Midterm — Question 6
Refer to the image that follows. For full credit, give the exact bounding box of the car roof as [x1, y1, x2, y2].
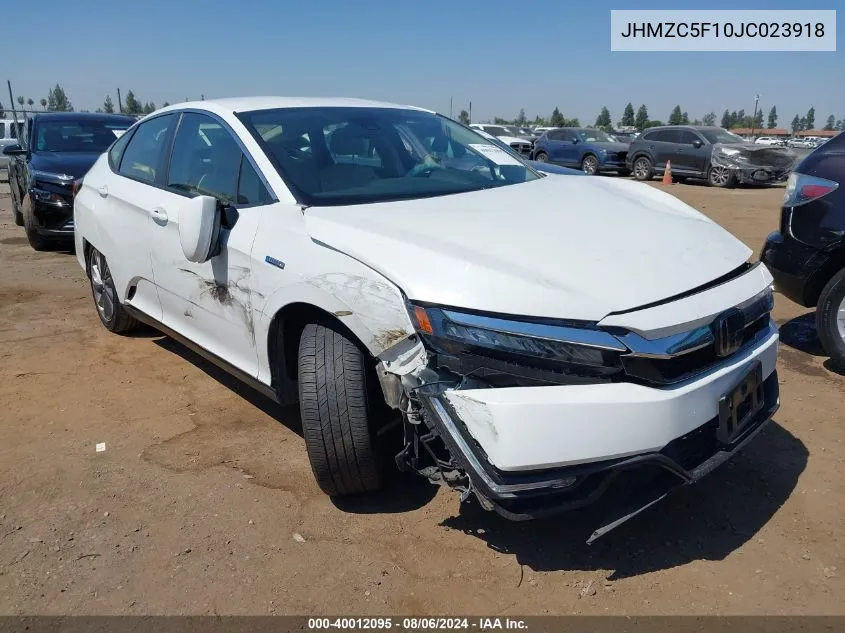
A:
[157, 96, 433, 116]
[644, 125, 724, 132]
[31, 112, 136, 123]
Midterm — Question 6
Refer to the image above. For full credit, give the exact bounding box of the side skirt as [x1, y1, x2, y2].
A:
[123, 304, 280, 404]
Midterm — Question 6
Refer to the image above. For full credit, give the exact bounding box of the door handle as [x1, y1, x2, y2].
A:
[150, 207, 168, 223]
[97, 185, 108, 198]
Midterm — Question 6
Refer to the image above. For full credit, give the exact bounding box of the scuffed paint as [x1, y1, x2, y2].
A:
[444, 391, 499, 444]
[177, 267, 256, 339]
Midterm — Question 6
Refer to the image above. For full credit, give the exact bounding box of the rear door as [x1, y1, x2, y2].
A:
[148, 111, 273, 376]
[673, 130, 709, 175]
[643, 129, 680, 171]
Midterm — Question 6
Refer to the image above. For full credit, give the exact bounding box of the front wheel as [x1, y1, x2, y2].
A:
[581, 154, 599, 175]
[533, 151, 549, 163]
[298, 322, 385, 497]
[87, 247, 138, 333]
[11, 193, 23, 226]
[632, 156, 653, 181]
[708, 165, 735, 188]
[21, 197, 50, 251]
[816, 268, 845, 368]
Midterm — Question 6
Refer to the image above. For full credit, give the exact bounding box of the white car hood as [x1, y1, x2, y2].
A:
[304, 176, 752, 321]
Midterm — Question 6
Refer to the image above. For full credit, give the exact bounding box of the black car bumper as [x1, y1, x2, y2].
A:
[733, 168, 791, 185]
[31, 197, 75, 240]
[761, 230, 833, 307]
[421, 371, 779, 540]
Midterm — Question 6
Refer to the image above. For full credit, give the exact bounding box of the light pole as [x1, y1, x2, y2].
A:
[750, 94, 760, 139]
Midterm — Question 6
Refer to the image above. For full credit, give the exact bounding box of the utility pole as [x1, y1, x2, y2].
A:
[469, 101, 472, 124]
[117, 88, 123, 114]
[449, 96, 452, 120]
[750, 93, 760, 139]
[7, 80, 24, 142]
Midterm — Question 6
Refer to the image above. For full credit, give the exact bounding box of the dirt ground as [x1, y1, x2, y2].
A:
[0, 181, 842, 616]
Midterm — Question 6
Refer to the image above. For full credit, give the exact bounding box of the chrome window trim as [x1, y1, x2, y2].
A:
[441, 310, 628, 352]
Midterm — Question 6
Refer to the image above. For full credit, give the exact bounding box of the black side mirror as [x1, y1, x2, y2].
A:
[2, 144, 26, 156]
[572, 137, 579, 144]
[692, 139, 703, 149]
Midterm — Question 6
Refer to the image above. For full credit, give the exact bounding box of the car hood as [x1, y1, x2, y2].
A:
[711, 143, 798, 170]
[496, 135, 530, 145]
[29, 151, 102, 179]
[304, 176, 752, 321]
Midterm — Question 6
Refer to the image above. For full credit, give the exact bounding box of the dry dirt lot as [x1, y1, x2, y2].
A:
[0, 183, 842, 616]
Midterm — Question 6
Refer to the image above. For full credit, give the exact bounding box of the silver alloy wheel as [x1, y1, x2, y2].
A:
[837, 294, 845, 342]
[709, 166, 730, 186]
[535, 152, 548, 162]
[582, 155, 598, 175]
[90, 250, 116, 323]
[634, 158, 650, 179]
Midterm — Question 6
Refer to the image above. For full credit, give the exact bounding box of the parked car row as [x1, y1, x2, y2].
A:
[11, 99, 843, 544]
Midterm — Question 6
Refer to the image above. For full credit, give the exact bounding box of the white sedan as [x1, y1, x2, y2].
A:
[74, 97, 779, 540]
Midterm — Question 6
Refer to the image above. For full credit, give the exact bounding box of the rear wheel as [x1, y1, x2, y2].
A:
[298, 322, 385, 496]
[632, 156, 653, 181]
[87, 247, 138, 333]
[581, 154, 599, 175]
[21, 197, 50, 251]
[816, 268, 845, 368]
[708, 165, 735, 188]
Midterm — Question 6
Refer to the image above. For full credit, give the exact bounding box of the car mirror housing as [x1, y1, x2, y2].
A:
[178, 195, 221, 263]
[693, 140, 703, 149]
[2, 144, 26, 156]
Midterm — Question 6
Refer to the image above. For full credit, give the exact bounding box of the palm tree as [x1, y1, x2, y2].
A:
[40, 98, 47, 110]
[27, 98, 34, 110]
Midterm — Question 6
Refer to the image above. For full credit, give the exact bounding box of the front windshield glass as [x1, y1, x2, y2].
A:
[481, 125, 511, 137]
[240, 107, 540, 207]
[700, 128, 746, 144]
[575, 129, 612, 143]
[503, 126, 522, 136]
[35, 120, 131, 152]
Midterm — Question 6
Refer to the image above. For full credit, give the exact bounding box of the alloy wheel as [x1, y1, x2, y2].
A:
[90, 250, 116, 323]
[709, 166, 730, 186]
[837, 295, 845, 343]
[634, 158, 650, 179]
[583, 156, 598, 175]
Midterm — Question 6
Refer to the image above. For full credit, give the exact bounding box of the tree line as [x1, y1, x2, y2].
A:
[0, 84, 177, 117]
[485, 102, 845, 133]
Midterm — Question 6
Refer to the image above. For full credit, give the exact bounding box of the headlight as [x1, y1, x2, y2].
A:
[718, 148, 741, 157]
[408, 303, 627, 383]
[31, 169, 75, 184]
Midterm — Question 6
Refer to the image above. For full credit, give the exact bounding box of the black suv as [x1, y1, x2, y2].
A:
[625, 125, 795, 187]
[761, 131, 845, 365]
[3, 112, 135, 250]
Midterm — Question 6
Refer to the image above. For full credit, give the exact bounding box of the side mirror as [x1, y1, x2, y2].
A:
[571, 137, 579, 144]
[692, 139, 703, 149]
[178, 195, 221, 263]
[2, 144, 26, 156]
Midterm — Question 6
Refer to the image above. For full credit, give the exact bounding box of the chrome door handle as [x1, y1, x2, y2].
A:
[150, 207, 168, 223]
[97, 185, 108, 197]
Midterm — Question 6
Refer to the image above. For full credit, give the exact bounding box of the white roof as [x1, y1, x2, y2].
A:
[158, 96, 432, 115]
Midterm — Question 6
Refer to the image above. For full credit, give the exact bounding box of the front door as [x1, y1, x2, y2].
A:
[673, 130, 709, 175]
[148, 112, 273, 376]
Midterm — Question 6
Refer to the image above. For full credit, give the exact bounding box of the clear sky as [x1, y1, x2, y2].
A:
[6, 0, 843, 127]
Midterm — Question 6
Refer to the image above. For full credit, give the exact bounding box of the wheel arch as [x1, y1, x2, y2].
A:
[804, 248, 845, 307]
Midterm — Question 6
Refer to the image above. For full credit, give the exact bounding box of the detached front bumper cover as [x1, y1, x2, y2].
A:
[420, 371, 779, 543]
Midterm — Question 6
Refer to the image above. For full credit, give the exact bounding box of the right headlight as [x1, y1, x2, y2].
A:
[407, 303, 627, 382]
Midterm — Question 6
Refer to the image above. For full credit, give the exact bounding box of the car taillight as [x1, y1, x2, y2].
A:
[784, 172, 839, 207]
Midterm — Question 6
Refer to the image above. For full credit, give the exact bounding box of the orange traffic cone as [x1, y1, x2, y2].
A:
[662, 160, 673, 185]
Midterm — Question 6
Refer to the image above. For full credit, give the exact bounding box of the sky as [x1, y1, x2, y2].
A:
[6, 0, 843, 127]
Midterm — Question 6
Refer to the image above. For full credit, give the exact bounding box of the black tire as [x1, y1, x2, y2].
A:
[21, 197, 50, 251]
[708, 165, 735, 188]
[534, 151, 549, 162]
[87, 247, 138, 334]
[816, 268, 845, 368]
[298, 322, 384, 496]
[11, 195, 23, 226]
[581, 154, 599, 175]
[632, 156, 653, 181]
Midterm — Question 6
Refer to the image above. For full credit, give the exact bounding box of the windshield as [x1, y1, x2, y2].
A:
[700, 128, 746, 144]
[480, 126, 512, 137]
[35, 120, 131, 152]
[575, 129, 612, 143]
[240, 107, 539, 207]
[503, 126, 522, 136]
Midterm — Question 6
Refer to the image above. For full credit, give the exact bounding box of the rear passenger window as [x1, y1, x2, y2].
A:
[648, 130, 680, 143]
[679, 131, 702, 145]
[118, 115, 175, 183]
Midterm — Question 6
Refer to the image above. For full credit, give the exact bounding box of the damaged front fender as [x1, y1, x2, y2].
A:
[710, 143, 799, 184]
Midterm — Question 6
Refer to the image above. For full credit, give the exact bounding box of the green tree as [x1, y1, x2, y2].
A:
[767, 106, 777, 129]
[123, 90, 143, 115]
[681, 111, 690, 125]
[458, 110, 469, 125]
[720, 110, 730, 128]
[634, 104, 649, 131]
[162, 101, 170, 108]
[668, 105, 683, 125]
[550, 107, 565, 127]
[142, 102, 156, 115]
[27, 98, 34, 110]
[799, 116, 807, 131]
[646, 120, 664, 128]
[47, 84, 73, 111]
[823, 115, 835, 131]
[103, 95, 114, 113]
[17, 96, 24, 107]
[621, 102, 635, 127]
[0, 101, 4, 117]
[837, 119, 845, 132]
[702, 111, 717, 126]
[594, 106, 612, 130]
[563, 117, 580, 127]
[39, 98, 47, 110]
[805, 107, 815, 130]
[791, 114, 801, 133]
[517, 108, 526, 126]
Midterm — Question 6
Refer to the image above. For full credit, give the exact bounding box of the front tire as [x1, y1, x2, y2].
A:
[534, 151, 549, 162]
[298, 322, 384, 497]
[708, 165, 735, 188]
[10, 193, 23, 226]
[581, 154, 599, 175]
[816, 268, 845, 368]
[632, 156, 653, 181]
[21, 197, 50, 251]
[87, 247, 137, 333]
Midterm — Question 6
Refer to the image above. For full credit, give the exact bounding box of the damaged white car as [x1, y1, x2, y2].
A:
[74, 98, 780, 541]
